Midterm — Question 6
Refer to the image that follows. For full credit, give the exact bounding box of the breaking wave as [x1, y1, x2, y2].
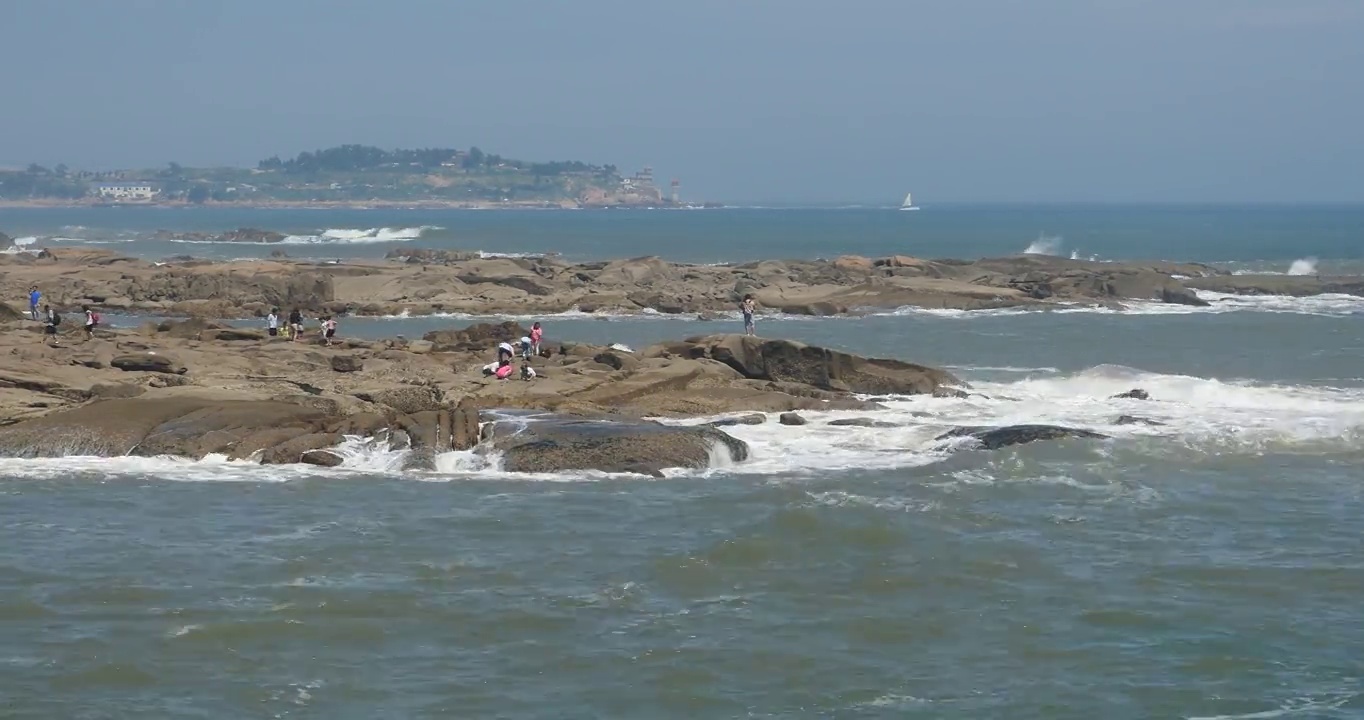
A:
[1, 366, 1360, 484]
[1287, 257, 1318, 276]
[166, 226, 441, 245]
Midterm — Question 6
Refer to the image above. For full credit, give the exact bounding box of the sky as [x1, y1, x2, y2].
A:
[2, 0, 1362, 203]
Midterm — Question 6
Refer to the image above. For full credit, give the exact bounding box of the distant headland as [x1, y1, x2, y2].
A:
[0, 145, 723, 209]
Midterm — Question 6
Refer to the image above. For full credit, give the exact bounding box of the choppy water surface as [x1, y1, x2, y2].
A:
[3, 206, 1363, 717]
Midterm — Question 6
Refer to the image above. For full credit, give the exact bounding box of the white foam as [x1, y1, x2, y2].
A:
[2, 368, 1361, 482]
[874, 290, 1364, 318]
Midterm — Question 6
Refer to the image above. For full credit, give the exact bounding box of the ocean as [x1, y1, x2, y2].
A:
[2, 205, 1363, 718]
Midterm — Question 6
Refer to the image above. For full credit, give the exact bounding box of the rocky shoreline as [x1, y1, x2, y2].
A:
[0, 309, 1177, 474]
[4, 232, 1362, 320]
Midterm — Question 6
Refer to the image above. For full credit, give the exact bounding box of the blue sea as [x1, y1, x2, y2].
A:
[2, 204, 1363, 718]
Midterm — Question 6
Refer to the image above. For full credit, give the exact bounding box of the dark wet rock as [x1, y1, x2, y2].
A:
[707, 413, 766, 427]
[592, 350, 638, 372]
[111, 353, 187, 375]
[1115, 415, 1165, 426]
[260, 432, 344, 464]
[778, 412, 808, 426]
[932, 387, 972, 399]
[680, 334, 959, 395]
[451, 397, 481, 450]
[154, 227, 287, 244]
[486, 415, 748, 475]
[827, 417, 900, 428]
[1111, 388, 1150, 400]
[269, 249, 289, 258]
[300, 449, 344, 467]
[330, 355, 363, 373]
[937, 424, 1110, 450]
[209, 328, 266, 342]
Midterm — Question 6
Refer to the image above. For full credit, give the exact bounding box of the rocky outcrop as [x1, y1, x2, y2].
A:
[423, 321, 529, 352]
[385, 248, 480, 264]
[674, 334, 960, 395]
[937, 424, 1110, 450]
[484, 414, 748, 476]
[1111, 389, 1150, 400]
[4, 246, 1315, 321]
[153, 228, 287, 243]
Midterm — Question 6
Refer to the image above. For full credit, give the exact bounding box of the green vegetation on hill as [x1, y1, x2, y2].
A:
[1, 145, 657, 205]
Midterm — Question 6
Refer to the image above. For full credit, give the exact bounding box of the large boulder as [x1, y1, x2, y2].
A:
[486, 414, 748, 476]
[331, 355, 363, 373]
[677, 334, 958, 395]
[354, 385, 445, 414]
[423, 321, 529, 352]
[937, 424, 1110, 450]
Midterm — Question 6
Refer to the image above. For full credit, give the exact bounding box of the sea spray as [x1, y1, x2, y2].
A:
[1023, 234, 1064, 256]
[1287, 257, 1319, 276]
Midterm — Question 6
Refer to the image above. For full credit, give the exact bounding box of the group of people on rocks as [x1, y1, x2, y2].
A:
[483, 322, 544, 381]
[28, 286, 101, 347]
[265, 308, 338, 345]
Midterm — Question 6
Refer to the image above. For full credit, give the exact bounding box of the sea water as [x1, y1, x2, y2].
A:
[1, 205, 1362, 718]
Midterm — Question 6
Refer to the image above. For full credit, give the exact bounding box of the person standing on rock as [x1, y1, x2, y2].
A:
[266, 308, 280, 338]
[288, 308, 303, 342]
[530, 322, 544, 358]
[741, 294, 757, 336]
[28, 286, 41, 321]
[322, 316, 337, 346]
[82, 305, 99, 341]
[43, 305, 60, 346]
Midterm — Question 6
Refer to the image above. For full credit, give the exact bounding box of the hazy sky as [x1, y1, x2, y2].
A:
[3, 0, 1362, 203]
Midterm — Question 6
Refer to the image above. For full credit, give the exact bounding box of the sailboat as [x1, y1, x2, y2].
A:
[899, 192, 920, 211]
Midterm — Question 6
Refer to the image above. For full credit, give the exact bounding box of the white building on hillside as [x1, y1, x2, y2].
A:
[94, 183, 159, 200]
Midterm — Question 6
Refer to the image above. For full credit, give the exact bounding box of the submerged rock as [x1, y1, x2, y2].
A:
[708, 413, 767, 427]
[937, 424, 1110, 450]
[778, 412, 808, 426]
[1111, 388, 1150, 400]
[1115, 415, 1165, 426]
[827, 417, 900, 428]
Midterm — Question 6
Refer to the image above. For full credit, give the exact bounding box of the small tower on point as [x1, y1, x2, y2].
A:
[670, 178, 680, 204]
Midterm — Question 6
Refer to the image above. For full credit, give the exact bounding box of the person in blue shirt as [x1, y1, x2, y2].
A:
[28, 286, 40, 321]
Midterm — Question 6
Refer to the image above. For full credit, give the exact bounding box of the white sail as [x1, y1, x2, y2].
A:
[902, 192, 913, 207]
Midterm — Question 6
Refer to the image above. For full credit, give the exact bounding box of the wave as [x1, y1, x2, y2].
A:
[1, 236, 39, 255]
[1, 365, 1360, 484]
[166, 226, 441, 245]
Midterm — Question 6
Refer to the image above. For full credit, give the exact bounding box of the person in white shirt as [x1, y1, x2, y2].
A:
[266, 308, 280, 338]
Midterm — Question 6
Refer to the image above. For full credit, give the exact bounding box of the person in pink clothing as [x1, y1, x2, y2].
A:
[530, 322, 544, 357]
